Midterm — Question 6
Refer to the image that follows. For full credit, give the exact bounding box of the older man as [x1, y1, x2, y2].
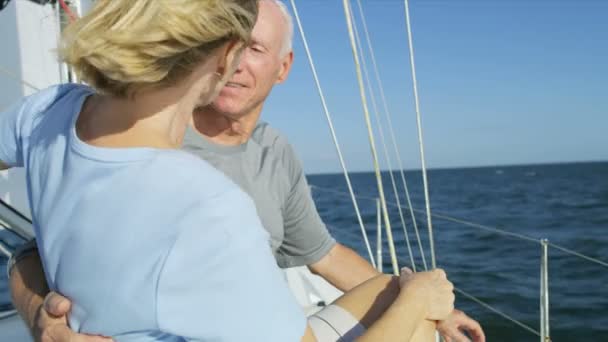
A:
[9, 1, 484, 341]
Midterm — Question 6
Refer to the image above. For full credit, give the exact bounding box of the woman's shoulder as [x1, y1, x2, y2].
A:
[23, 83, 92, 112]
[142, 150, 264, 240]
[14, 83, 92, 130]
[146, 149, 247, 200]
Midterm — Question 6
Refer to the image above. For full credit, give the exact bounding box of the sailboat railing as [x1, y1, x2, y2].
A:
[328, 219, 545, 339]
[0, 198, 33, 260]
[540, 239, 550, 342]
[0, 200, 34, 242]
[0, 237, 13, 259]
[455, 286, 541, 337]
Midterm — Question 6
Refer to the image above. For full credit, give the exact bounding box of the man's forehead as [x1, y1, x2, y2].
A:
[250, 30, 273, 48]
[252, 1, 286, 44]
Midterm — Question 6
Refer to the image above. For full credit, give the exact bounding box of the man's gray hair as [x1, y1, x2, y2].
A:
[262, 0, 294, 57]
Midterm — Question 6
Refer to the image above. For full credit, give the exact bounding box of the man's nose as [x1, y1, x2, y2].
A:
[236, 51, 253, 72]
[235, 62, 244, 73]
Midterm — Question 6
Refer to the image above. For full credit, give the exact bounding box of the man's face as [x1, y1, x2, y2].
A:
[211, 1, 293, 117]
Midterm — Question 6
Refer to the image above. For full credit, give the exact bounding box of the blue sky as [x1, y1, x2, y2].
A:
[261, 0, 608, 174]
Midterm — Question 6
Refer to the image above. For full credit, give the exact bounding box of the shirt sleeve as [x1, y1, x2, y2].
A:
[275, 142, 336, 268]
[0, 85, 74, 168]
[156, 189, 307, 341]
[0, 97, 29, 167]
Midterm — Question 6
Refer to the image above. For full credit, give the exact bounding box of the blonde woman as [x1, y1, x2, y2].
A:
[3, 0, 456, 341]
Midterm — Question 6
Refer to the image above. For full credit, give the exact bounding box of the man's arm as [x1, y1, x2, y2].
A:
[0, 161, 9, 170]
[308, 243, 380, 292]
[9, 249, 50, 337]
[274, 137, 379, 290]
[9, 247, 110, 341]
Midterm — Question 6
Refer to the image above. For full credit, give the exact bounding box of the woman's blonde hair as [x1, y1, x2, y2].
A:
[60, 0, 258, 97]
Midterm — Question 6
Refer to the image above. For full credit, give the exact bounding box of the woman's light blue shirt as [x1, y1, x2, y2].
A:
[0, 84, 306, 341]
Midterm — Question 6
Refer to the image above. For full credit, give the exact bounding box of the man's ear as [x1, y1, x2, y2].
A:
[276, 50, 294, 84]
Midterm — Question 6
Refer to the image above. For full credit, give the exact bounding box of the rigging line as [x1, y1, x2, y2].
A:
[309, 185, 541, 244]
[455, 287, 541, 337]
[547, 242, 608, 269]
[403, 0, 436, 269]
[342, 0, 399, 275]
[0, 65, 40, 91]
[354, 0, 427, 271]
[429, 211, 540, 244]
[349, 5, 416, 272]
[290, 0, 375, 268]
[311, 184, 608, 269]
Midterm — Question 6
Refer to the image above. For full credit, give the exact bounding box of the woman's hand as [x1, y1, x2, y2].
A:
[398, 267, 455, 321]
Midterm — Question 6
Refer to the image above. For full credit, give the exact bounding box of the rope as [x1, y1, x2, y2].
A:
[58, 0, 77, 22]
[0, 65, 40, 91]
[455, 287, 541, 337]
[354, 0, 428, 271]
[342, 0, 399, 275]
[290, 0, 376, 268]
[403, 0, 436, 269]
[349, 6, 416, 272]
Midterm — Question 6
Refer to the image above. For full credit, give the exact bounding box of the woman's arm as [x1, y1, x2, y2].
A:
[302, 270, 455, 342]
[353, 282, 436, 342]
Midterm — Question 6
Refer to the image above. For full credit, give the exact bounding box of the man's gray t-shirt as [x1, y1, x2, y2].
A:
[182, 122, 336, 268]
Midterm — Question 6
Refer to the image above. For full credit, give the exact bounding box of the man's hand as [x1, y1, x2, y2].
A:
[34, 292, 112, 342]
[399, 268, 455, 321]
[437, 309, 486, 342]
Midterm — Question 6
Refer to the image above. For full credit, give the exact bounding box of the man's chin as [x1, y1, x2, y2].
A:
[210, 100, 245, 117]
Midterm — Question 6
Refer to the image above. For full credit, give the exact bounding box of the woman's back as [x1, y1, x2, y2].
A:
[7, 84, 305, 341]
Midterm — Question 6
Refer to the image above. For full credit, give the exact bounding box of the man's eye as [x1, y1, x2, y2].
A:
[250, 45, 264, 53]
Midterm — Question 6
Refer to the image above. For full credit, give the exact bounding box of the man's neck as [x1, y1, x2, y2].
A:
[192, 104, 263, 146]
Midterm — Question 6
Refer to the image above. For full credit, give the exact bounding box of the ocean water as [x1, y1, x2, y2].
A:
[309, 161, 608, 341]
[1, 161, 607, 341]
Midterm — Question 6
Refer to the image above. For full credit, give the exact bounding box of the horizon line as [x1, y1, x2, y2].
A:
[305, 158, 608, 177]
